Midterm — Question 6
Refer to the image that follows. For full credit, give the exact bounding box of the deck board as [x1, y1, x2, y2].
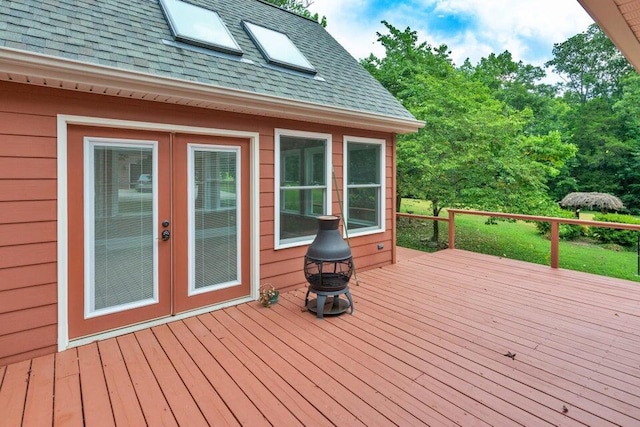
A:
[3, 248, 640, 426]
[348, 289, 620, 426]
[151, 324, 240, 426]
[236, 302, 403, 427]
[77, 344, 114, 427]
[186, 315, 303, 426]
[206, 310, 335, 427]
[53, 349, 83, 427]
[167, 320, 269, 426]
[219, 307, 366, 426]
[257, 299, 449, 426]
[22, 354, 55, 426]
[0, 359, 30, 426]
[275, 293, 498, 426]
[96, 339, 146, 426]
[134, 328, 209, 426]
[116, 333, 177, 426]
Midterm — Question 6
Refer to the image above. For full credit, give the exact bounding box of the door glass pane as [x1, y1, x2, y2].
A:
[192, 148, 239, 291]
[92, 145, 155, 312]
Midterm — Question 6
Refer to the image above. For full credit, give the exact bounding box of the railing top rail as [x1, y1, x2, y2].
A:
[398, 209, 640, 231]
[447, 209, 640, 232]
[396, 212, 449, 222]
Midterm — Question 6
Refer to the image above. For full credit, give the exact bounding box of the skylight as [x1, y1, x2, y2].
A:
[159, 0, 242, 56]
[243, 21, 316, 74]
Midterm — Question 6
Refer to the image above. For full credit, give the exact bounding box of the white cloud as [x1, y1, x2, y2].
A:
[307, 0, 387, 61]
[430, 0, 593, 65]
[308, 0, 594, 69]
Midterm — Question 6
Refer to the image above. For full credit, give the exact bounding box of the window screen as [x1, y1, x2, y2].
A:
[277, 134, 328, 245]
[346, 140, 384, 233]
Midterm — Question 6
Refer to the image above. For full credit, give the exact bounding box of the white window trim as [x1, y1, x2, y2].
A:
[187, 144, 242, 296]
[83, 138, 160, 318]
[274, 128, 332, 249]
[343, 136, 386, 237]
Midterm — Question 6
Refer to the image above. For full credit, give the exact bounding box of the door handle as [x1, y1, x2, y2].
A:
[161, 230, 171, 241]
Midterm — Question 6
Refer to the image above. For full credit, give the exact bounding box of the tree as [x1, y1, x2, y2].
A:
[464, 50, 570, 137]
[466, 51, 546, 104]
[611, 74, 640, 211]
[545, 24, 633, 104]
[561, 97, 627, 195]
[543, 24, 640, 211]
[364, 22, 576, 241]
[263, 0, 327, 27]
[361, 21, 452, 109]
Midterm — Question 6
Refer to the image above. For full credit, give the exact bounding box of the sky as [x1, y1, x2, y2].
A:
[307, 0, 594, 80]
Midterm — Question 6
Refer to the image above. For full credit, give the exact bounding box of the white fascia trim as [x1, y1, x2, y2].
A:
[56, 114, 261, 351]
[578, 0, 640, 72]
[1, 47, 424, 134]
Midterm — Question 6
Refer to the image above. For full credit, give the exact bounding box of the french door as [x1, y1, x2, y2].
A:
[67, 126, 250, 339]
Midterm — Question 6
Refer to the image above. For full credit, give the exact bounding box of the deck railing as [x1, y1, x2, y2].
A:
[397, 209, 640, 269]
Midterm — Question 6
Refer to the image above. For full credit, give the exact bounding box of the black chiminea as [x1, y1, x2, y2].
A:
[304, 215, 354, 318]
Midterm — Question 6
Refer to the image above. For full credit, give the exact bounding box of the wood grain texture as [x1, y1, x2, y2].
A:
[23, 354, 55, 427]
[1, 249, 640, 425]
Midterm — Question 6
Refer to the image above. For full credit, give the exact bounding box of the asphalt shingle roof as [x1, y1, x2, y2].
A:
[0, 0, 416, 121]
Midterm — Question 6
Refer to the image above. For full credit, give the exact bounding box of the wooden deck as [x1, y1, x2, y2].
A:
[2, 248, 640, 426]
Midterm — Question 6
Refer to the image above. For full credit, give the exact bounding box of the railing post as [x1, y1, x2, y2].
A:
[448, 210, 455, 249]
[550, 221, 559, 268]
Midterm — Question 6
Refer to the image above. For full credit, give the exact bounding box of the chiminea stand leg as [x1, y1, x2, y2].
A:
[305, 287, 354, 319]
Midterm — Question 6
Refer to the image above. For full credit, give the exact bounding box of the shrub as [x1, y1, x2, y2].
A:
[591, 213, 640, 247]
[535, 207, 583, 240]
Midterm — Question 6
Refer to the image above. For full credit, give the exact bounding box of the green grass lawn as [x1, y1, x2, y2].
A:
[398, 199, 640, 282]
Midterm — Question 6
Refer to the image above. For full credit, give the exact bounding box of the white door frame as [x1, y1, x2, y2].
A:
[57, 114, 260, 350]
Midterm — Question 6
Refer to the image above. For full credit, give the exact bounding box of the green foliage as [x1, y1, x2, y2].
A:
[361, 20, 640, 216]
[591, 213, 640, 247]
[545, 24, 633, 104]
[464, 51, 569, 135]
[361, 22, 452, 108]
[397, 199, 640, 282]
[363, 22, 576, 235]
[534, 206, 583, 240]
[544, 26, 640, 211]
[612, 75, 640, 211]
[262, 0, 326, 27]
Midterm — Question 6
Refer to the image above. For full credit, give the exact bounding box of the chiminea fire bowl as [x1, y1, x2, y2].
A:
[303, 258, 353, 292]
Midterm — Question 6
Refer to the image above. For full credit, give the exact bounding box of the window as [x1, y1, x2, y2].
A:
[159, 0, 242, 55]
[243, 21, 316, 74]
[275, 129, 331, 248]
[344, 137, 385, 235]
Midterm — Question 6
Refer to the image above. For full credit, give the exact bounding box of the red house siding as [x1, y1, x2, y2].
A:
[0, 81, 396, 365]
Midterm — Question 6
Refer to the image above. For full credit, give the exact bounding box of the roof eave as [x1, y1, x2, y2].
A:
[578, 0, 640, 72]
[0, 47, 424, 134]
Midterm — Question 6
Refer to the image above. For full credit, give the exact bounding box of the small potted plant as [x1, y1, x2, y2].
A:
[258, 283, 279, 307]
